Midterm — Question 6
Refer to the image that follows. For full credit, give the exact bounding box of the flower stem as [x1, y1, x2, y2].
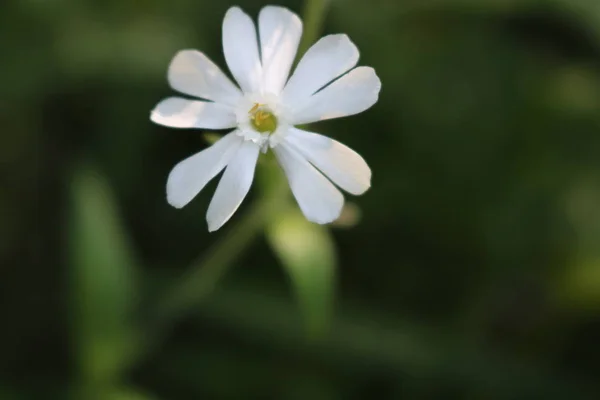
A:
[150, 183, 288, 328]
[299, 0, 331, 54]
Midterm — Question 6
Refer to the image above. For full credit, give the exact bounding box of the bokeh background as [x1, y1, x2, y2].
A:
[2, 0, 600, 398]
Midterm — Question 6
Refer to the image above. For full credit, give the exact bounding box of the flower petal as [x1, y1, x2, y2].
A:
[167, 50, 243, 107]
[274, 142, 344, 224]
[206, 140, 260, 231]
[151, 97, 237, 129]
[289, 67, 381, 125]
[259, 6, 302, 95]
[222, 7, 262, 94]
[282, 34, 359, 109]
[166, 132, 243, 208]
[284, 128, 371, 195]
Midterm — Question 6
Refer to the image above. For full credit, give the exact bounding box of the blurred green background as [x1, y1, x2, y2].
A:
[2, 0, 600, 398]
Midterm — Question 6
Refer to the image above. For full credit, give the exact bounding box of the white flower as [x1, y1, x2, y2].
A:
[151, 5, 381, 232]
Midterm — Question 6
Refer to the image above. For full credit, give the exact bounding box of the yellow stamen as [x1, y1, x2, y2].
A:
[248, 103, 263, 114]
[248, 103, 277, 133]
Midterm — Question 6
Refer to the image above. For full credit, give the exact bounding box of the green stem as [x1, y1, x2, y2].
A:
[151, 183, 286, 326]
[129, 181, 288, 368]
[299, 0, 331, 55]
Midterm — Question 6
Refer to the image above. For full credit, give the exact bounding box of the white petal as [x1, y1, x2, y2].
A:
[282, 34, 359, 109]
[274, 142, 344, 224]
[284, 128, 371, 195]
[167, 50, 243, 107]
[289, 67, 381, 125]
[166, 132, 243, 208]
[222, 7, 262, 94]
[151, 97, 237, 129]
[259, 6, 302, 95]
[206, 140, 260, 231]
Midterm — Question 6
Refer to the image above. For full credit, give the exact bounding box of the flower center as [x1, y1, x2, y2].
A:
[248, 103, 277, 133]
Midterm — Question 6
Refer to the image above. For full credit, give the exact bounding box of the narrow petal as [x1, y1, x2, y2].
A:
[289, 67, 381, 125]
[222, 7, 262, 94]
[274, 142, 344, 224]
[259, 6, 302, 94]
[282, 34, 359, 109]
[168, 50, 243, 107]
[285, 128, 371, 195]
[151, 97, 237, 129]
[206, 140, 260, 231]
[166, 132, 243, 208]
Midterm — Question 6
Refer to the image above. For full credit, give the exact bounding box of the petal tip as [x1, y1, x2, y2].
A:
[359, 67, 382, 108]
[150, 109, 165, 126]
[354, 164, 373, 196]
[206, 217, 224, 232]
[167, 49, 198, 72]
[330, 33, 360, 59]
[166, 170, 191, 209]
[166, 195, 187, 209]
[207, 224, 218, 233]
[260, 5, 301, 22]
[351, 177, 372, 196]
[170, 48, 194, 61]
[225, 6, 245, 19]
[355, 184, 371, 196]
[370, 68, 383, 92]
[149, 105, 182, 128]
[360, 66, 382, 88]
[310, 210, 344, 225]
[303, 197, 345, 225]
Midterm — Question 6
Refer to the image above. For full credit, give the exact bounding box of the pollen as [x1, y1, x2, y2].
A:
[249, 103, 277, 133]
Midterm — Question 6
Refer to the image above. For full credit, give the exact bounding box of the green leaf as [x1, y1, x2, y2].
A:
[68, 166, 140, 388]
[266, 208, 337, 338]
